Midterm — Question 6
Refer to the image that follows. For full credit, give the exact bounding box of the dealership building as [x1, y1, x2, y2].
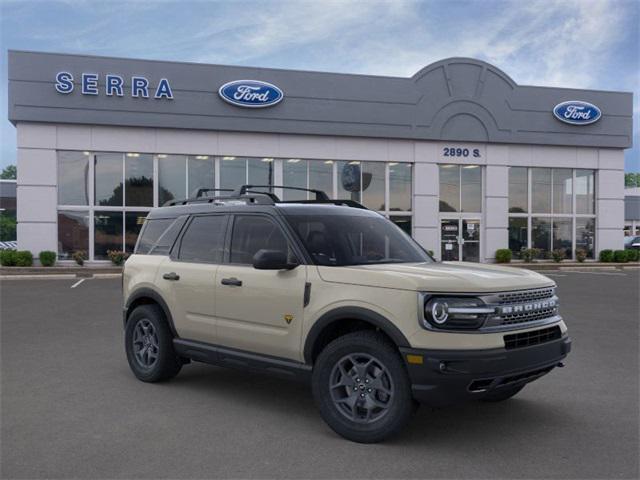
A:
[7, 50, 633, 263]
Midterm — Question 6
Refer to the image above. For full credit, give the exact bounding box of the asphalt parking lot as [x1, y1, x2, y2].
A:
[1, 269, 639, 479]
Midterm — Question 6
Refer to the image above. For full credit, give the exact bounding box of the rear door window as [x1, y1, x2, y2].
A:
[178, 215, 227, 263]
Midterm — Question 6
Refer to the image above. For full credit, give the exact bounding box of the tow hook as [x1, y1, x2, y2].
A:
[557, 362, 565, 368]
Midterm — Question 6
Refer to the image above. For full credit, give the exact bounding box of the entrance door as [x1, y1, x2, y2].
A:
[440, 218, 481, 262]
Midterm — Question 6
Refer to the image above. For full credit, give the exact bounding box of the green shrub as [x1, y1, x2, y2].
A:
[575, 249, 588, 263]
[72, 250, 87, 266]
[495, 249, 512, 263]
[599, 249, 614, 262]
[613, 250, 628, 263]
[0, 249, 17, 266]
[551, 249, 566, 263]
[107, 250, 129, 266]
[626, 249, 639, 262]
[14, 250, 33, 267]
[427, 249, 434, 258]
[521, 248, 535, 262]
[39, 250, 57, 267]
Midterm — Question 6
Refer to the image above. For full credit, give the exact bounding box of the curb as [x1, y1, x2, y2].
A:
[0, 273, 122, 280]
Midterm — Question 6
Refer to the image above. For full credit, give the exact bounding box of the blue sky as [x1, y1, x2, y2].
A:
[1, 0, 638, 171]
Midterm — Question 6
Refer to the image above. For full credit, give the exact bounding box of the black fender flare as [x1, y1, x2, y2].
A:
[303, 306, 410, 364]
[124, 288, 178, 338]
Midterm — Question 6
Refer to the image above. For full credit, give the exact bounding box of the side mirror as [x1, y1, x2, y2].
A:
[253, 249, 298, 270]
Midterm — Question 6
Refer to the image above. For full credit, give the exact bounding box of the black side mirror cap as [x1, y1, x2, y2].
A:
[252, 249, 298, 270]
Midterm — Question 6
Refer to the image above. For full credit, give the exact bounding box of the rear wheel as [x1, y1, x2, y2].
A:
[125, 304, 182, 382]
[312, 331, 414, 443]
[480, 384, 524, 402]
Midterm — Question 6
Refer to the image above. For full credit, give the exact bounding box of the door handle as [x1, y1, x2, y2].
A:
[221, 277, 242, 287]
[162, 272, 180, 281]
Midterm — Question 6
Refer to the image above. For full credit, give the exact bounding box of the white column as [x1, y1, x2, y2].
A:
[596, 149, 625, 253]
[16, 123, 58, 260]
[484, 165, 509, 262]
[413, 142, 439, 256]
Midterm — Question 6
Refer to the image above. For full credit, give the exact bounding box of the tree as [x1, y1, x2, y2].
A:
[625, 172, 640, 188]
[0, 165, 16, 180]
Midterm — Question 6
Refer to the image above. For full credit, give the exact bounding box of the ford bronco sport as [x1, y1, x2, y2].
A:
[123, 185, 571, 443]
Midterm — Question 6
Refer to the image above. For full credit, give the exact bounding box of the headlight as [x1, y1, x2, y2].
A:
[423, 296, 495, 330]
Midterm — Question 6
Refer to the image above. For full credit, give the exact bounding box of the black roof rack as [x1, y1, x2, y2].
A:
[162, 185, 366, 209]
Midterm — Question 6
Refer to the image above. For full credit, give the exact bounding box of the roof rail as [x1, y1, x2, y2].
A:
[162, 192, 275, 207]
[235, 185, 330, 201]
[192, 188, 234, 198]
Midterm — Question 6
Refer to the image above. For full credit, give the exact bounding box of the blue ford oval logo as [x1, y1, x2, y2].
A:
[218, 80, 283, 108]
[553, 101, 601, 125]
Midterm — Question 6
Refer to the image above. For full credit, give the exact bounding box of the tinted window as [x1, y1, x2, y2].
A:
[230, 216, 289, 264]
[135, 218, 174, 254]
[285, 212, 430, 266]
[179, 215, 227, 263]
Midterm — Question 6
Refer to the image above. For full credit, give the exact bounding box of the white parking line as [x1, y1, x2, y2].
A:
[70, 278, 86, 288]
[567, 270, 627, 276]
[543, 273, 567, 277]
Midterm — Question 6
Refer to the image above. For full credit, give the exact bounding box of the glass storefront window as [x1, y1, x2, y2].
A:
[283, 159, 308, 200]
[389, 163, 411, 212]
[125, 212, 149, 252]
[576, 218, 595, 258]
[552, 217, 572, 258]
[158, 155, 186, 205]
[532, 217, 551, 258]
[553, 169, 572, 214]
[57, 210, 89, 259]
[439, 165, 459, 212]
[508, 217, 527, 258]
[94, 211, 123, 259]
[125, 153, 153, 206]
[576, 169, 595, 214]
[461, 165, 481, 212]
[188, 156, 215, 197]
[531, 168, 551, 213]
[58, 151, 90, 205]
[248, 158, 273, 186]
[362, 162, 385, 211]
[95, 153, 123, 206]
[309, 160, 333, 199]
[508, 167, 528, 213]
[220, 157, 246, 190]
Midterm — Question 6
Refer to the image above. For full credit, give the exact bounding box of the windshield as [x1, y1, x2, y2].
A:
[284, 212, 432, 266]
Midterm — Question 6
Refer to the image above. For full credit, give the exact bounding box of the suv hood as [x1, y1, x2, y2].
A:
[316, 262, 554, 293]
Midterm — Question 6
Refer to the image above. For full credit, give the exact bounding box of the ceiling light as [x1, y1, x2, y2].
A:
[157, 154, 167, 159]
[288, 159, 300, 163]
[195, 155, 209, 160]
[126, 153, 140, 157]
[389, 162, 398, 166]
[324, 160, 334, 165]
[222, 156, 236, 161]
[349, 161, 360, 165]
[82, 151, 90, 156]
[463, 165, 479, 169]
[262, 158, 273, 162]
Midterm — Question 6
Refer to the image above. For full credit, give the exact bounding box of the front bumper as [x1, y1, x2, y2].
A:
[400, 335, 571, 406]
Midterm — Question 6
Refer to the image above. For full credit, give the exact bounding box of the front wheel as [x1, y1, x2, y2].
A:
[312, 331, 415, 443]
[125, 304, 182, 382]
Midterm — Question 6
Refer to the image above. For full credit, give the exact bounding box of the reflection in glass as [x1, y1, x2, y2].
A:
[125, 154, 153, 206]
[576, 170, 595, 214]
[389, 163, 411, 211]
[439, 165, 459, 212]
[95, 153, 123, 206]
[220, 157, 246, 190]
[248, 158, 273, 186]
[553, 169, 572, 214]
[576, 218, 595, 258]
[390, 216, 412, 236]
[531, 168, 551, 213]
[188, 156, 215, 197]
[58, 151, 89, 205]
[552, 217, 572, 258]
[362, 162, 385, 211]
[532, 217, 551, 258]
[57, 211, 89, 259]
[158, 155, 186, 205]
[309, 161, 333, 199]
[461, 165, 481, 212]
[508, 217, 527, 258]
[440, 218, 459, 261]
[337, 161, 361, 201]
[508, 167, 528, 213]
[283, 159, 308, 200]
[125, 212, 149, 252]
[94, 211, 123, 259]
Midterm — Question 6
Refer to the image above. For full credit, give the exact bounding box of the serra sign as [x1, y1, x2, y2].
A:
[55, 72, 174, 99]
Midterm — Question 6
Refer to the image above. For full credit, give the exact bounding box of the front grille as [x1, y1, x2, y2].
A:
[504, 325, 562, 350]
[496, 287, 557, 326]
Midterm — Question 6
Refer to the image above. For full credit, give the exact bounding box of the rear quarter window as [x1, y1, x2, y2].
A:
[135, 217, 186, 255]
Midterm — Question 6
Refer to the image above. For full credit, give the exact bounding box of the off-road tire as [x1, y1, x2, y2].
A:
[480, 384, 525, 402]
[125, 304, 182, 382]
[312, 330, 414, 443]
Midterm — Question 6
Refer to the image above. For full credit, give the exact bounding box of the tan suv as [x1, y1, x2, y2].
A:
[123, 185, 571, 443]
